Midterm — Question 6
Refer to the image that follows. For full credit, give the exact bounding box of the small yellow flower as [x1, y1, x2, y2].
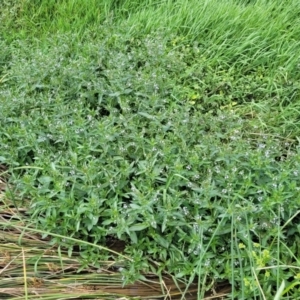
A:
[265, 271, 270, 278]
[262, 249, 270, 259]
[190, 93, 200, 100]
[244, 278, 251, 287]
[239, 243, 246, 249]
[294, 273, 300, 280]
[256, 258, 265, 268]
[253, 243, 260, 248]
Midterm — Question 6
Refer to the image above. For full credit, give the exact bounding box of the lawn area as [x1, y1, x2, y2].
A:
[1, 0, 300, 299]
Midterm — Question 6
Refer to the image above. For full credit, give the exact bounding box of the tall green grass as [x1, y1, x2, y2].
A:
[2, 0, 300, 71]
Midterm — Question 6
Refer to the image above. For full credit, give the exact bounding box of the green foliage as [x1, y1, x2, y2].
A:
[1, 0, 300, 299]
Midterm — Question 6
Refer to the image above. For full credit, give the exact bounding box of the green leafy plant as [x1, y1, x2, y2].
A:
[1, 0, 300, 299]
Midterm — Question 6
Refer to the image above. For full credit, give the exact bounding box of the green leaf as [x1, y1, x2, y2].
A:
[76, 220, 81, 232]
[162, 217, 167, 233]
[156, 235, 169, 248]
[274, 280, 285, 300]
[91, 216, 99, 225]
[38, 176, 52, 185]
[281, 281, 300, 298]
[68, 246, 73, 258]
[130, 204, 142, 210]
[138, 112, 155, 120]
[129, 223, 148, 231]
[87, 222, 93, 231]
[175, 271, 187, 278]
[129, 231, 137, 244]
[102, 219, 113, 225]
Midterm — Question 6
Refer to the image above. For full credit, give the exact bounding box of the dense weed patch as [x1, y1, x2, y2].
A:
[1, 0, 300, 299]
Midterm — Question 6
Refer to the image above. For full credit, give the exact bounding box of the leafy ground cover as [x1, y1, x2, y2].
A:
[1, 0, 300, 299]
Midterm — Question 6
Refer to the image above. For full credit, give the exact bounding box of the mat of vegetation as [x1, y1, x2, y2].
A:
[1, 0, 300, 299]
